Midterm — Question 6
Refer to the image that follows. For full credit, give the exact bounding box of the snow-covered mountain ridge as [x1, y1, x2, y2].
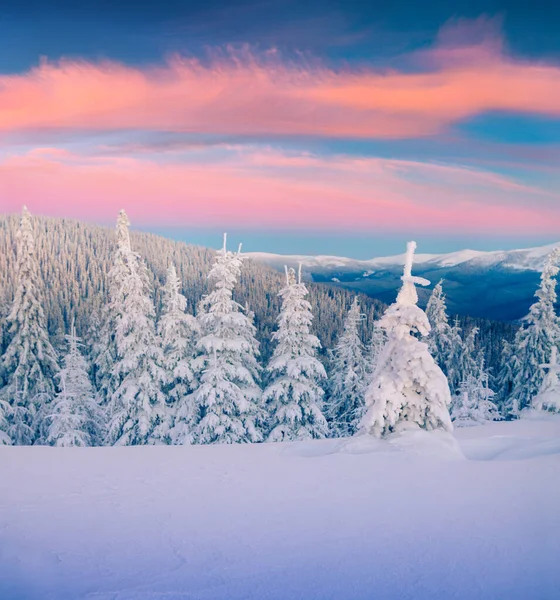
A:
[246, 241, 560, 273]
[245, 242, 560, 322]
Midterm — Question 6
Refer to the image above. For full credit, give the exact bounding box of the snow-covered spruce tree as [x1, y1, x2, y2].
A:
[1, 206, 58, 445]
[190, 235, 263, 445]
[263, 266, 328, 442]
[444, 319, 464, 395]
[104, 210, 166, 445]
[327, 297, 368, 437]
[508, 246, 560, 414]
[46, 324, 104, 446]
[365, 323, 386, 380]
[425, 280, 453, 373]
[494, 340, 519, 415]
[451, 357, 500, 427]
[0, 300, 9, 444]
[89, 306, 116, 406]
[445, 320, 479, 397]
[158, 263, 199, 444]
[532, 346, 560, 413]
[0, 396, 10, 445]
[359, 242, 453, 438]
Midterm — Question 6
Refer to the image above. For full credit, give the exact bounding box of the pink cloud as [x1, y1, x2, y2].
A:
[1, 147, 558, 234]
[0, 25, 559, 140]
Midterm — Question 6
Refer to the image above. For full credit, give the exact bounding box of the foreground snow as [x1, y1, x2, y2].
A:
[1, 418, 559, 600]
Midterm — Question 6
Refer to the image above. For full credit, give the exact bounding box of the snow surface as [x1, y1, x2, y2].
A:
[1, 417, 560, 600]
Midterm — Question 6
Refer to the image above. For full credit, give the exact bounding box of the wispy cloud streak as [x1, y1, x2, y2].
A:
[1, 147, 558, 233]
[0, 26, 559, 141]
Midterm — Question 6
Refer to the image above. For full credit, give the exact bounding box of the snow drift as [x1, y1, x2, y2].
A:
[1, 416, 559, 600]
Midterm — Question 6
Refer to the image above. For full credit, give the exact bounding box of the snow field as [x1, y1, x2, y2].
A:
[1, 416, 559, 600]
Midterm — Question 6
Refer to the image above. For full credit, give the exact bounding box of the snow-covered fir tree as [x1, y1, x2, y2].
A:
[1, 206, 59, 445]
[158, 263, 199, 444]
[46, 324, 104, 446]
[0, 397, 9, 445]
[327, 297, 368, 437]
[359, 242, 453, 438]
[532, 346, 560, 413]
[425, 280, 453, 373]
[494, 340, 519, 414]
[263, 266, 328, 442]
[508, 246, 560, 414]
[365, 324, 386, 381]
[90, 306, 116, 406]
[104, 210, 166, 446]
[190, 235, 263, 444]
[445, 320, 479, 396]
[451, 357, 500, 427]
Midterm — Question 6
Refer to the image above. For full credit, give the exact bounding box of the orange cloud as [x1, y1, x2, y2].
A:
[0, 36, 559, 140]
[1, 148, 558, 234]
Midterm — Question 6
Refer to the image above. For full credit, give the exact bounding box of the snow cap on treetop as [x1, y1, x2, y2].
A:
[221, 233, 242, 256]
[20, 205, 31, 225]
[284, 266, 296, 286]
[116, 209, 131, 250]
[396, 241, 430, 307]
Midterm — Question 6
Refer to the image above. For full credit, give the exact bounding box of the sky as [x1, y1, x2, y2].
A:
[0, 0, 559, 257]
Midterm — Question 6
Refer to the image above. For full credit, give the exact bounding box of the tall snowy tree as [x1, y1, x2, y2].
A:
[263, 266, 328, 442]
[451, 357, 500, 427]
[158, 263, 199, 444]
[508, 246, 560, 414]
[46, 324, 104, 446]
[365, 324, 386, 381]
[0, 397, 9, 445]
[1, 206, 58, 445]
[0, 300, 9, 444]
[327, 297, 368, 437]
[359, 242, 453, 438]
[104, 210, 166, 445]
[90, 306, 116, 406]
[494, 340, 519, 415]
[190, 235, 263, 445]
[445, 320, 479, 396]
[532, 346, 560, 413]
[425, 280, 453, 373]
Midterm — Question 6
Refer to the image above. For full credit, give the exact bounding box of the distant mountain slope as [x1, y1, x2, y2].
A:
[246, 242, 560, 321]
[248, 242, 559, 273]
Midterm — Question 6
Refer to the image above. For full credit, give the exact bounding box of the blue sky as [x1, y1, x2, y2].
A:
[0, 0, 559, 257]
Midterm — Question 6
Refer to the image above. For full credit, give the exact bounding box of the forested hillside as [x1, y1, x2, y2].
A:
[0, 214, 386, 361]
[0, 214, 511, 367]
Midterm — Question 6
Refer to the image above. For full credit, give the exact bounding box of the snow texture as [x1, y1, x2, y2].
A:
[1, 416, 559, 600]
